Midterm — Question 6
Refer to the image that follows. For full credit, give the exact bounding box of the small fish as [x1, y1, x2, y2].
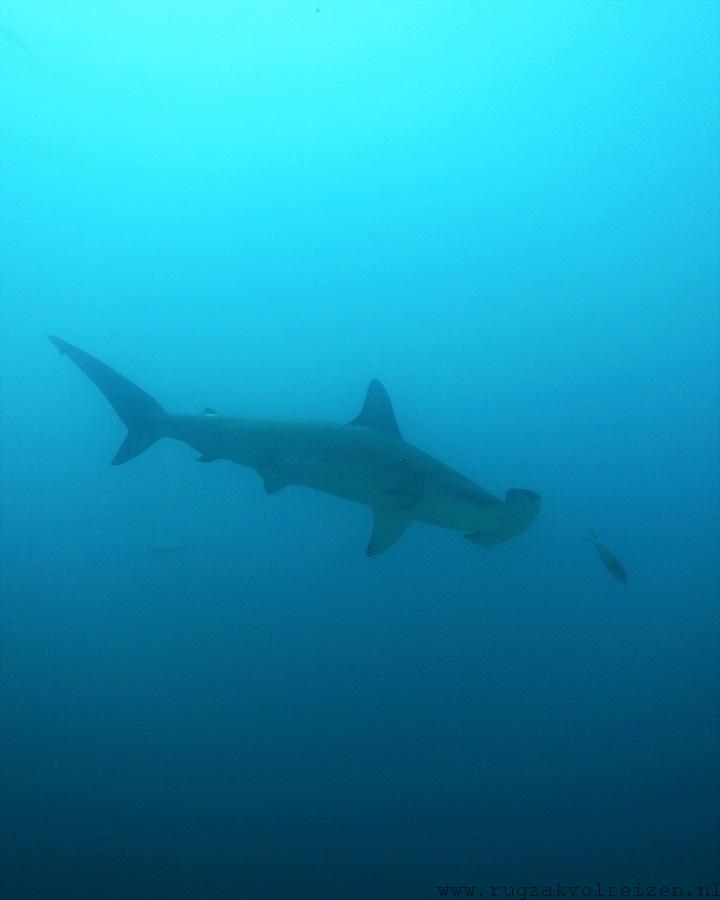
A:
[582, 528, 628, 585]
[0, 25, 33, 57]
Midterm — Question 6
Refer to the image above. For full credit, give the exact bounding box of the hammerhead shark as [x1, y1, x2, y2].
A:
[49, 336, 541, 556]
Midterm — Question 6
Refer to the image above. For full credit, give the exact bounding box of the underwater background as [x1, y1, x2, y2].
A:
[1, 2, 718, 898]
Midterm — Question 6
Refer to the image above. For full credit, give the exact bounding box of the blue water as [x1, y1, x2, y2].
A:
[1, 3, 718, 898]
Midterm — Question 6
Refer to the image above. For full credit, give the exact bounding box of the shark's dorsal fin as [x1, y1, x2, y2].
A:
[348, 379, 402, 439]
[366, 508, 412, 556]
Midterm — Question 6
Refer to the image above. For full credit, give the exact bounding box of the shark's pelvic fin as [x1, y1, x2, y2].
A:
[366, 508, 412, 556]
[49, 335, 167, 465]
[348, 379, 402, 439]
[259, 470, 291, 495]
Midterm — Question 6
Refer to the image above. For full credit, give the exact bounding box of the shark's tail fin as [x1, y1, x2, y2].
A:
[49, 336, 168, 464]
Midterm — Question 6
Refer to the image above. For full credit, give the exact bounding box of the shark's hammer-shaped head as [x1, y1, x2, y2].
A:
[505, 487, 542, 531]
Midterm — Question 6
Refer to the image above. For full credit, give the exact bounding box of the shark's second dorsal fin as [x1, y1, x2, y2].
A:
[348, 380, 402, 439]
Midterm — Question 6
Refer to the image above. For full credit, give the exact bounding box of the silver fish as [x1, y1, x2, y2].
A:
[582, 528, 628, 585]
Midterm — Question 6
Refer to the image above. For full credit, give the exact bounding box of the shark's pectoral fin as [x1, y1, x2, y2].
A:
[367, 509, 413, 557]
[257, 469, 291, 495]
